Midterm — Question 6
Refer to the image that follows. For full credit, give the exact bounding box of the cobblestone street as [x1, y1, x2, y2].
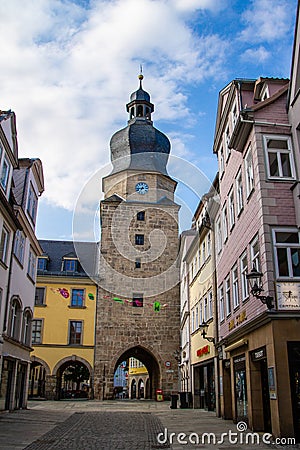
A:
[0, 400, 299, 450]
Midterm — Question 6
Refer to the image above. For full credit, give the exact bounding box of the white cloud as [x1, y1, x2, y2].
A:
[239, 0, 292, 43]
[0, 0, 228, 211]
[172, 0, 226, 13]
[241, 46, 270, 63]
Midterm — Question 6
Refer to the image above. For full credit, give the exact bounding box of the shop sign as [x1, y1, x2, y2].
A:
[228, 310, 247, 332]
[251, 347, 266, 361]
[196, 345, 210, 358]
[233, 355, 245, 364]
[276, 282, 300, 310]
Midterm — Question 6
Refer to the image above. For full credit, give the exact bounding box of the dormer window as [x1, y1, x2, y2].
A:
[27, 183, 38, 224]
[63, 258, 77, 272]
[261, 85, 269, 101]
[37, 257, 48, 271]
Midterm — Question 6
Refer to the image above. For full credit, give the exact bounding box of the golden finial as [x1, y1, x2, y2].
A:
[138, 65, 144, 86]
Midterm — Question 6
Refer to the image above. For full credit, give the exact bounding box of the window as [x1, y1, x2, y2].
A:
[232, 265, 239, 309]
[236, 169, 244, 215]
[263, 135, 295, 180]
[202, 241, 206, 262]
[135, 258, 141, 269]
[0, 225, 9, 264]
[27, 184, 38, 223]
[71, 288, 85, 307]
[232, 102, 238, 129]
[0, 157, 11, 192]
[195, 305, 199, 329]
[219, 147, 224, 176]
[32, 319, 42, 344]
[240, 252, 249, 301]
[245, 147, 254, 197]
[191, 310, 195, 332]
[35, 287, 46, 306]
[216, 217, 222, 253]
[225, 125, 231, 160]
[250, 235, 260, 271]
[27, 248, 36, 280]
[135, 234, 144, 246]
[64, 259, 77, 272]
[69, 320, 83, 345]
[208, 290, 213, 319]
[132, 294, 143, 307]
[222, 205, 228, 243]
[14, 230, 25, 265]
[204, 297, 208, 323]
[137, 211, 145, 221]
[10, 298, 22, 340]
[273, 229, 300, 278]
[207, 232, 211, 257]
[228, 189, 235, 230]
[200, 302, 203, 325]
[219, 286, 224, 322]
[37, 257, 47, 271]
[225, 276, 231, 316]
[22, 310, 32, 346]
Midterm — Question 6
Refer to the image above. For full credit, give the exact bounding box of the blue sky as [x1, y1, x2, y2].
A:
[0, 0, 297, 240]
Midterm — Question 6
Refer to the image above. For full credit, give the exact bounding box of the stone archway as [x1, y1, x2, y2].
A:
[53, 356, 93, 400]
[28, 357, 50, 398]
[109, 345, 161, 400]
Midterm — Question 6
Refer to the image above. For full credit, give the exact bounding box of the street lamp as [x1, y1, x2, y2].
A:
[246, 266, 274, 310]
[200, 322, 215, 344]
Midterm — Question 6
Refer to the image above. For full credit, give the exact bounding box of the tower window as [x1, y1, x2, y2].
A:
[135, 258, 141, 269]
[137, 105, 143, 117]
[130, 107, 134, 119]
[135, 234, 144, 245]
[137, 211, 145, 221]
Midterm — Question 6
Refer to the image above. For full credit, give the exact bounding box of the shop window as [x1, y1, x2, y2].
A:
[273, 228, 300, 278]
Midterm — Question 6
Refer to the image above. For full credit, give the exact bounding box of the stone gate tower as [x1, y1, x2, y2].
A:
[94, 75, 180, 400]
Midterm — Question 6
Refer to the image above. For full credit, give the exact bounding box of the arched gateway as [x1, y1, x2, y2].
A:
[94, 75, 180, 400]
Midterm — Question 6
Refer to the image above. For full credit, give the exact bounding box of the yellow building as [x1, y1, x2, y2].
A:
[29, 240, 98, 400]
[184, 182, 219, 411]
[128, 357, 149, 399]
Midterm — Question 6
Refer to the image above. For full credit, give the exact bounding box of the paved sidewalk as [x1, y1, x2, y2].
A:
[0, 400, 298, 449]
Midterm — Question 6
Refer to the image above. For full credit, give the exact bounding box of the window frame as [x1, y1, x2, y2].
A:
[137, 211, 145, 221]
[14, 230, 26, 265]
[235, 168, 244, 216]
[27, 248, 36, 280]
[68, 320, 83, 345]
[219, 285, 224, 322]
[232, 264, 239, 309]
[225, 275, 231, 317]
[228, 188, 235, 230]
[245, 146, 254, 198]
[240, 251, 249, 301]
[0, 224, 10, 265]
[222, 204, 228, 243]
[216, 217, 222, 254]
[135, 234, 144, 246]
[70, 288, 85, 308]
[32, 318, 43, 344]
[263, 135, 296, 180]
[35, 287, 46, 306]
[250, 235, 260, 272]
[272, 228, 300, 279]
[27, 183, 38, 224]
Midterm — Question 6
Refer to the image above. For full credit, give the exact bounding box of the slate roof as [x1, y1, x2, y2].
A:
[38, 239, 98, 278]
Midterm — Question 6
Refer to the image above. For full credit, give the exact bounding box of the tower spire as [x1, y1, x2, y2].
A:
[138, 65, 143, 89]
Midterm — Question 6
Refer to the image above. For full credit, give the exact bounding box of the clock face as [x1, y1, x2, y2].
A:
[135, 182, 149, 194]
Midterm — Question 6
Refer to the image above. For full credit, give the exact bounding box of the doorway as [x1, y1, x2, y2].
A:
[288, 342, 300, 442]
